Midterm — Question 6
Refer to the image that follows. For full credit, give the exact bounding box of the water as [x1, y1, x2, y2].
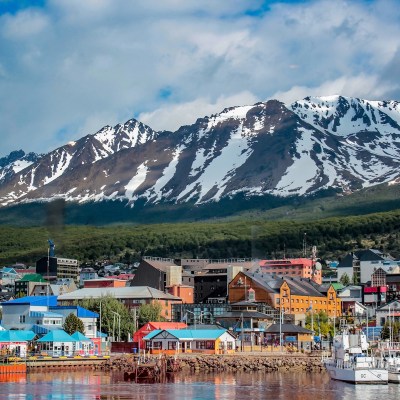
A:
[1, 370, 400, 400]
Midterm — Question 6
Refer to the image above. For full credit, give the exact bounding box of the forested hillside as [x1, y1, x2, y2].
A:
[1, 210, 400, 265]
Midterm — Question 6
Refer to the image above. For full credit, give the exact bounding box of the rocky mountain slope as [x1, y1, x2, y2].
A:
[1, 95, 400, 209]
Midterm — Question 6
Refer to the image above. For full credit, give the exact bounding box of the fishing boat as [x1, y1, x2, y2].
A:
[324, 327, 388, 384]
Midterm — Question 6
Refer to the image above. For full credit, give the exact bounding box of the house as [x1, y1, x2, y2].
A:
[0, 267, 22, 286]
[79, 268, 98, 287]
[37, 330, 78, 356]
[376, 300, 400, 327]
[264, 323, 314, 350]
[337, 285, 363, 314]
[133, 322, 188, 349]
[15, 274, 47, 297]
[0, 330, 35, 357]
[71, 331, 95, 355]
[337, 249, 398, 284]
[144, 328, 236, 355]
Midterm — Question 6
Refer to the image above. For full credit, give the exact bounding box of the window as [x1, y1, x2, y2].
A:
[19, 315, 25, 323]
[168, 341, 177, 350]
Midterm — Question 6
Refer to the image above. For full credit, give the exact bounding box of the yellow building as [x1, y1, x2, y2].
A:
[229, 270, 341, 320]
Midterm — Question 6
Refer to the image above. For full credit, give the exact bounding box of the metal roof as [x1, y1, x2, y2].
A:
[49, 306, 99, 318]
[144, 328, 230, 341]
[37, 330, 78, 343]
[57, 286, 181, 301]
[265, 323, 313, 334]
[2, 296, 58, 306]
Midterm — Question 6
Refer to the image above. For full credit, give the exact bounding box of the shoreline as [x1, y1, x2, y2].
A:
[102, 353, 325, 373]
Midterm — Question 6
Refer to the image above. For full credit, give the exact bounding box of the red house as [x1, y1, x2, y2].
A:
[133, 322, 187, 349]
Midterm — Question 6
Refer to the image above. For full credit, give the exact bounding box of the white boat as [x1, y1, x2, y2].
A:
[380, 343, 400, 383]
[324, 328, 388, 384]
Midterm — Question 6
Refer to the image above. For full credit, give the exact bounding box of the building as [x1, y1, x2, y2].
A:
[36, 256, 80, 284]
[143, 328, 236, 355]
[215, 300, 275, 347]
[48, 306, 99, 339]
[167, 285, 194, 304]
[57, 286, 182, 320]
[133, 322, 188, 349]
[1, 296, 60, 332]
[14, 274, 47, 297]
[131, 257, 254, 303]
[259, 258, 322, 284]
[228, 269, 341, 324]
[0, 267, 22, 286]
[84, 278, 127, 288]
[1, 296, 99, 337]
[337, 249, 398, 284]
[375, 300, 400, 327]
[79, 267, 98, 287]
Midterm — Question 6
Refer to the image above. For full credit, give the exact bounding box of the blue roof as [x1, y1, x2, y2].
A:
[3, 296, 58, 306]
[30, 311, 63, 318]
[96, 331, 107, 338]
[32, 325, 50, 335]
[71, 332, 92, 341]
[144, 329, 228, 341]
[37, 330, 78, 343]
[49, 306, 99, 318]
[0, 330, 35, 342]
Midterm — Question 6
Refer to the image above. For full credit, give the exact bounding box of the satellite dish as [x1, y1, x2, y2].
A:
[315, 262, 322, 271]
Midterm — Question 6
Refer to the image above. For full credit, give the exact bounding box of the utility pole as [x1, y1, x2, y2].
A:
[241, 312, 244, 352]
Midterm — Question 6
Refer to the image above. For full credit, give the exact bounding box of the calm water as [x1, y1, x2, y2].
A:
[1, 370, 400, 400]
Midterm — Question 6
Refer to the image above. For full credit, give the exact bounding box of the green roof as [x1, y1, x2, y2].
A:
[332, 283, 344, 291]
[18, 274, 45, 283]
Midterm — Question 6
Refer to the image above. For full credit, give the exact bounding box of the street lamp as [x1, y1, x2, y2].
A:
[279, 308, 285, 352]
[111, 311, 121, 341]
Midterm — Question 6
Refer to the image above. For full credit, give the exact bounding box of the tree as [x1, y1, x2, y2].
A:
[138, 302, 165, 326]
[76, 295, 135, 341]
[339, 273, 350, 286]
[63, 313, 85, 335]
[305, 311, 333, 338]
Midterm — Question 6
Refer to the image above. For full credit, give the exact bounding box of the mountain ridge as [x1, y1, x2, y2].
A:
[1, 95, 400, 217]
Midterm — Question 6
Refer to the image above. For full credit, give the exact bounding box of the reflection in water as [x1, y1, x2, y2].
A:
[0, 370, 398, 399]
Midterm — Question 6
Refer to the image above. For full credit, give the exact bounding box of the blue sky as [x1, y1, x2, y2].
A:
[0, 0, 399, 157]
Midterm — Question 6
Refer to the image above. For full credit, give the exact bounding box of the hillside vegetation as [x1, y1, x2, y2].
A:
[1, 209, 400, 265]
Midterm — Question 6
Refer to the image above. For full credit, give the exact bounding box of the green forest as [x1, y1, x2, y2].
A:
[1, 209, 400, 265]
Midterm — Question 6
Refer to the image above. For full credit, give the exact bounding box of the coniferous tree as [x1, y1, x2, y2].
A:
[63, 313, 85, 335]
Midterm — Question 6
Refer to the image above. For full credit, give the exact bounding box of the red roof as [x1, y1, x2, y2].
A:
[133, 322, 187, 348]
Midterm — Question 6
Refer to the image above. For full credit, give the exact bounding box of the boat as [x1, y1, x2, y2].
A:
[379, 342, 400, 383]
[324, 327, 388, 384]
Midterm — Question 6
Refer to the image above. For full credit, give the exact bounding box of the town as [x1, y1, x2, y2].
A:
[0, 239, 399, 364]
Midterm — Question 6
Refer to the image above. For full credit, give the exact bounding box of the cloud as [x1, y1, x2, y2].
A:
[0, 0, 399, 157]
[138, 91, 259, 131]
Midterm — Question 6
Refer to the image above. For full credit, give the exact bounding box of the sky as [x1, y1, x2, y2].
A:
[0, 0, 399, 158]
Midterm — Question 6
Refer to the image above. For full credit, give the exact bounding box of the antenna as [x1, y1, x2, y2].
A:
[303, 233, 307, 257]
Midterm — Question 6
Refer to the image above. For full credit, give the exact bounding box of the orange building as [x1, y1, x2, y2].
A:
[229, 270, 341, 320]
[259, 258, 322, 284]
[84, 278, 127, 288]
[167, 285, 194, 304]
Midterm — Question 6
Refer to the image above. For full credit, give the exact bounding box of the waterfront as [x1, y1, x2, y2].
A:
[1, 370, 400, 400]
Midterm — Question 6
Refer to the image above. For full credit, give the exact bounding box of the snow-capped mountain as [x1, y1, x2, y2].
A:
[0, 150, 41, 185]
[1, 95, 400, 209]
